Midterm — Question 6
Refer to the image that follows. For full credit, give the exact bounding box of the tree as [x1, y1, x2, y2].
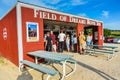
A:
[104, 28, 111, 37]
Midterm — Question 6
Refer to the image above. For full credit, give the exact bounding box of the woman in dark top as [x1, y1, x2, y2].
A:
[45, 32, 52, 51]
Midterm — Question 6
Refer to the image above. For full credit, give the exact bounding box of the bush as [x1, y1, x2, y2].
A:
[104, 28, 111, 37]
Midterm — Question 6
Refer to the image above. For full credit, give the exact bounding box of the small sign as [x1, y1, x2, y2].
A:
[26, 22, 39, 42]
[3, 27, 7, 40]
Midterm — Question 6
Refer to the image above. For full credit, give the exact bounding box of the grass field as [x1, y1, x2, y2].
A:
[111, 31, 120, 35]
[110, 31, 120, 38]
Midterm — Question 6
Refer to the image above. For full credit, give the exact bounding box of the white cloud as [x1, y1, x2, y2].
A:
[20, 0, 45, 6]
[41, 0, 87, 6]
[70, 0, 87, 5]
[58, 3, 68, 7]
[93, 3, 104, 8]
[42, 0, 62, 4]
[54, 0, 88, 11]
[102, 10, 109, 18]
[104, 21, 120, 30]
[19, 0, 58, 9]
[57, 3, 73, 11]
[77, 13, 87, 17]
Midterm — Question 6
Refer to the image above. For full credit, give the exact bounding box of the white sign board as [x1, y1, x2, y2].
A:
[3, 27, 7, 40]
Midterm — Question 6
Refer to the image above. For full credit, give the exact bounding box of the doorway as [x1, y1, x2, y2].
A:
[43, 19, 77, 51]
[84, 25, 99, 45]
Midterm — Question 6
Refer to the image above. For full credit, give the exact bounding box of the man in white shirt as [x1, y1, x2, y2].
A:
[58, 30, 66, 52]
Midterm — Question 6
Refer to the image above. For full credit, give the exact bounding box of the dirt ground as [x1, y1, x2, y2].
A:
[0, 43, 120, 80]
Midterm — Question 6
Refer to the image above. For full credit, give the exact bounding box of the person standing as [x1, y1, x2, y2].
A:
[79, 31, 86, 54]
[73, 35, 77, 53]
[71, 34, 74, 52]
[50, 31, 56, 52]
[58, 30, 66, 52]
[86, 32, 93, 49]
[45, 32, 52, 51]
[66, 34, 70, 52]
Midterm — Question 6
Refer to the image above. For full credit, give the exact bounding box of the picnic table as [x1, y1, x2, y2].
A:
[27, 50, 77, 80]
[85, 45, 118, 60]
[21, 60, 58, 80]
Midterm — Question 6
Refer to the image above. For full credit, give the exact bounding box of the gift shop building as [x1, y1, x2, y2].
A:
[0, 2, 103, 67]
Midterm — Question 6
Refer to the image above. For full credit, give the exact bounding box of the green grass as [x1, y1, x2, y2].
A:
[109, 31, 120, 38]
[111, 31, 120, 35]
[0, 56, 5, 64]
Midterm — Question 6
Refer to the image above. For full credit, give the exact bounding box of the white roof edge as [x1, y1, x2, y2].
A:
[0, 1, 103, 23]
[17, 1, 103, 23]
[0, 2, 18, 20]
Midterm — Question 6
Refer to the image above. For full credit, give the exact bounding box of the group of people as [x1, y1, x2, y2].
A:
[44, 30, 93, 54]
[44, 31, 56, 52]
[57, 30, 78, 53]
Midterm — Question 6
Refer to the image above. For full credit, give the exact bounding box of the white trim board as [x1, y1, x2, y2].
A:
[16, 3, 23, 69]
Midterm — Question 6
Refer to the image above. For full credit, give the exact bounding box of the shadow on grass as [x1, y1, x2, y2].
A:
[17, 70, 33, 80]
[74, 59, 117, 80]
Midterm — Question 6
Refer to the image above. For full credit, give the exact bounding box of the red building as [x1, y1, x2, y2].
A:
[0, 1, 103, 67]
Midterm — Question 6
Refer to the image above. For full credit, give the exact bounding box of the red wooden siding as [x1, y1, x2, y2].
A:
[0, 7, 18, 66]
[77, 23, 84, 36]
[21, 7, 44, 61]
[98, 23, 103, 45]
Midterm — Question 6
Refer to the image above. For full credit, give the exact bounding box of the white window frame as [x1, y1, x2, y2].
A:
[26, 22, 39, 42]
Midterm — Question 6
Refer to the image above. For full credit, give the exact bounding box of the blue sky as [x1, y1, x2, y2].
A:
[0, 0, 120, 30]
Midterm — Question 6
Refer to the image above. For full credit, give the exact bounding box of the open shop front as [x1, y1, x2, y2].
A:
[43, 19, 103, 52]
[44, 19, 77, 51]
